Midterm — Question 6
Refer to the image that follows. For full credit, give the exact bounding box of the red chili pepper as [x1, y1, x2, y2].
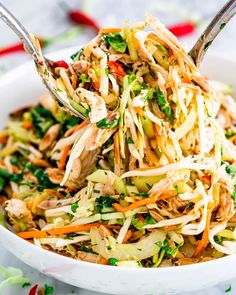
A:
[68, 10, 100, 33]
[108, 61, 125, 77]
[28, 284, 38, 295]
[51, 60, 69, 69]
[202, 175, 211, 181]
[167, 22, 196, 37]
[0, 38, 45, 57]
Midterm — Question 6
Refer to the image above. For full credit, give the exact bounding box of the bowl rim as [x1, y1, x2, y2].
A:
[0, 47, 236, 274]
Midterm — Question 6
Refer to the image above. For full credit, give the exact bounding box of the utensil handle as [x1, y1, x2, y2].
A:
[0, 2, 38, 59]
[189, 0, 236, 67]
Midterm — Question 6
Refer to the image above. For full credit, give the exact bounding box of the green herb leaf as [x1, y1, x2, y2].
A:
[226, 165, 236, 177]
[71, 201, 79, 213]
[225, 285, 232, 293]
[80, 73, 91, 87]
[31, 106, 55, 138]
[108, 257, 118, 266]
[231, 191, 236, 204]
[96, 196, 117, 213]
[144, 213, 156, 225]
[156, 88, 174, 124]
[127, 137, 134, 144]
[79, 243, 93, 252]
[70, 48, 83, 61]
[103, 33, 127, 53]
[26, 163, 57, 192]
[96, 117, 120, 129]
[204, 41, 213, 52]
[220, 23, 226, 30]
[225, 129, 234, 138]
[44, 284, 54, 295]
[161, 240, 183, 256]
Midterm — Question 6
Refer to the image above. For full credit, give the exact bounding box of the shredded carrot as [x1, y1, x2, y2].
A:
[134, 106, 144, 116]
[58, 145, 71, 170]
[122, 230, 132, 244]
[64, 120, 88, 137]
[74, 120, 89, 132]
[192, 184, 219, 257]
[113, 189, 176, 212]
[22, 120, 32, 129]
[157, 189, 176, 201]
[12, 165, 20, 174]
[114, 132, 120, 165]
[164, 225, 175, 231]
[136, 214, 145, 223]
[192, 209, 212, 258]
[97, 257, 109, 265]
[113, 195, 157, 212]
[147, 33, 165, 45]
[18, 223, 102, 240]
[0, 135, 7, 145]
[99, 28, 121, 34]
[144, 139, 159, 165]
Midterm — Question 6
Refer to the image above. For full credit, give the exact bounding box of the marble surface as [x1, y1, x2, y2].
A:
[0, 0, 236, 294]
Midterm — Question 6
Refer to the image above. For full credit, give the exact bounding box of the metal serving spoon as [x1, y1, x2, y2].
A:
[0, 0, 236, 116]
[0, 2, 86, 120]
[189, 0, 236, 67]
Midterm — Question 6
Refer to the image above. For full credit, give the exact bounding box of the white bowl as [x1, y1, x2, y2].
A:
[0, 48, 235, 295]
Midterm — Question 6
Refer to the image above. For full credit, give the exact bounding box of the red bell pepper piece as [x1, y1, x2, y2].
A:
[51, 60, 69, 69]
[108, 61, 125, 77]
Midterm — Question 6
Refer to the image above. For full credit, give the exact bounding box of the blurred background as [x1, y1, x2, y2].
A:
[0, 0, 236, 76]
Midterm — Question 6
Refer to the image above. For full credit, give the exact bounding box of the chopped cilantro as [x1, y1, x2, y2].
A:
[26, 163, 57, 192]
[127, 137, 134, 144]
[70, 48, 83, 61]
[220, 23, 226, 30]
[144, 213, 156, 225]
[225, 285, 232, 293]
[44, 284, 54, 295]
[231, 191, 236, 204]
[96, 196, 117, 213]
[71, 200, 79, 213]
[31, 106, 55, 138]
[161, 240, 183, 256]
[79, 73, 91, 87]
[225, 129, 234, 138]
[79, 243, 93, 252]
[226, 165, 236, 177]
[204, 41, 213, 52]
[22, 282, 31, 288]
[108, 257, 118, 266]
[96, 117, 120, 129]
[103, 33, 127, 53]
[156, 88, 174, 124]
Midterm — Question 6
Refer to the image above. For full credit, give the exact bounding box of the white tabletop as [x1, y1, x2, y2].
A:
[0, 0, 236, 294]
